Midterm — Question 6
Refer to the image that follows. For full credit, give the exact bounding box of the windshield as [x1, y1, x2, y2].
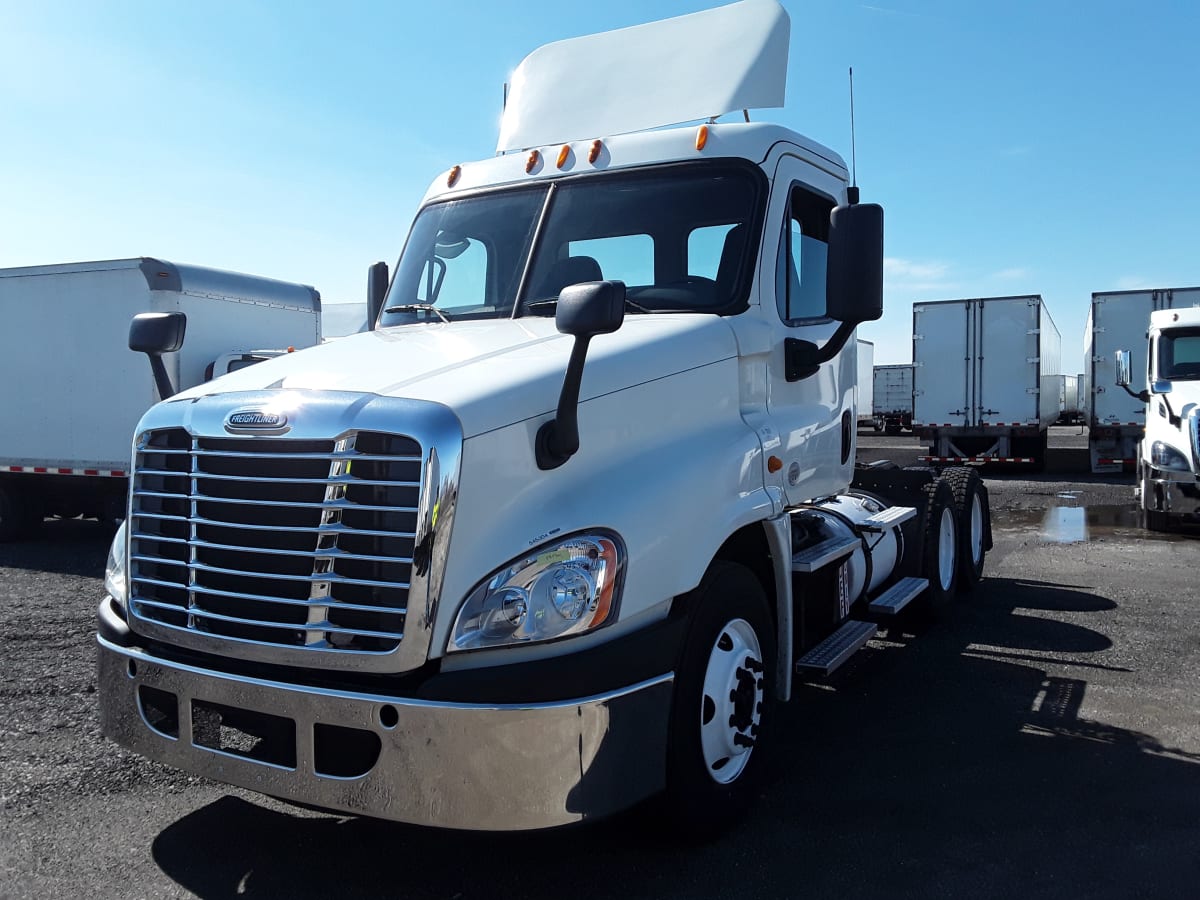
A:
[378, 162, 764, 327]
[1158, 328, 1200, 381]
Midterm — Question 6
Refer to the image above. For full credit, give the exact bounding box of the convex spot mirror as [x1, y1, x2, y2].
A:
[1115, 349, 1132, 387]
[826, 202, 883, 325]
[555, 280, 626, 337]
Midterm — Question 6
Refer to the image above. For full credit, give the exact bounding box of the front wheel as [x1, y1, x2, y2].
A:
[664, 561, 774, 837]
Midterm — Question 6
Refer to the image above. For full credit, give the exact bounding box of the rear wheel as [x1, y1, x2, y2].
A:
[916, 479, 959, 614]
[664, 561, 774, 837]
[941, 467, 989, 592]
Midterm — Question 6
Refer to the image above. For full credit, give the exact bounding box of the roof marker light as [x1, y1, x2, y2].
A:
[526, 149, 540, 173]
[695, 124, 709, 151]
[447, 165, 462, 187]
[588, 139, 602, 164]
[556, 144, 571, 169]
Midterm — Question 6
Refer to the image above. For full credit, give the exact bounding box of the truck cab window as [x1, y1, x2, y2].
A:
[567, 234, 654, 287]
[776, 186, 832, 324]
[687, 224, 736, 280]
[1158, 329, 1200, 380]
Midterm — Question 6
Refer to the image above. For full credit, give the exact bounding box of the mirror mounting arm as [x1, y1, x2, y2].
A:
[784, 321, 857, 382]
[536, 337, 592, 469]
[1119, 383, 1150, 404]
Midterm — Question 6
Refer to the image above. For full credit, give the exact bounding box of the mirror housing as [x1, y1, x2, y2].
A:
[555, 280, 626, 337]
[367, 261, 389, 329]
[129, 312, 187, 400]
[536, 281, 626, 470]
[1114, 349, 1132, 387]
[826, 201, 883, 325]
[1151, 379, 1173, 394]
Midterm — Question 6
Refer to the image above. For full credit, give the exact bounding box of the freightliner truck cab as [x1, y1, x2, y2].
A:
[98, 0, 991, 834]
[1117, 306, 1200, 530]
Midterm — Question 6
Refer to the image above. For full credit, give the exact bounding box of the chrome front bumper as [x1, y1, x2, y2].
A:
[98, 624, 673, 831]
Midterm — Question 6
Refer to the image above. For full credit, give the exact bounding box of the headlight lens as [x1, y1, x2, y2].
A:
[104, 520, 129, 610]
[1151, 440, 1192, 472]
[449, 532, 624, 653]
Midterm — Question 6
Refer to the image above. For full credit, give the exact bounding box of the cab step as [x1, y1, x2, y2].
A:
[791, 534, 859, 573]
[861, 505, 917, 532]
[795, 619, 877, 676]
[868, 576, 928, 616]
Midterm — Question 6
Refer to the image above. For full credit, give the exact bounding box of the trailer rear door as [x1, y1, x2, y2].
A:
[913, 301, 972, 427]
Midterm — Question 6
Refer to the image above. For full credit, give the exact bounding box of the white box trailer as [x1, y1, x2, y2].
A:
[872, 364, 913, 433]
[1046, 374, 1080, 424]
[1085, 287, 1200, 472]
[913, 295, 1061, 465]
[0, 258, 320, 537]
[856, 338, 874, 427]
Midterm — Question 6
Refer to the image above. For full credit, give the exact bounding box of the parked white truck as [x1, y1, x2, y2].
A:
[1115, 307, 1200, 529]
[1085, 287, 1200, 473]
[0, 258, 321, 540]
[97, 1, 992, 834]
[856, 339, 875, 429]
[913, 295, 1061, 466]
[873, 363, 914, 434]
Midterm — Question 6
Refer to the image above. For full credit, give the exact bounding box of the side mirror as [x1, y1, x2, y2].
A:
[129, 311, 187, 399]
[555, 280, 626, 337]
[536, 281, 626, 470]
[367, 261, 389, 329]
[1114, 349, 1132, 387]
[826, 202, 883, 324]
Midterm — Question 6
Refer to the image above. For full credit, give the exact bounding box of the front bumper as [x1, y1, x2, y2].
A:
[1144, 466, 1200, 519]
[97, 608, 673, 831]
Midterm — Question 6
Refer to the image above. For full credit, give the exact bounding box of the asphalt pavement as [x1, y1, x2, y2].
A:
[2, 433, 1198, 899]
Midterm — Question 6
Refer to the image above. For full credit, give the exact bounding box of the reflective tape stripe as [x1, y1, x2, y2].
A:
[1, 464, 126, 477]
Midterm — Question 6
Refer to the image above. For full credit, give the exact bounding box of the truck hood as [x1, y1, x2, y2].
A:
[173, 316, 739, 437]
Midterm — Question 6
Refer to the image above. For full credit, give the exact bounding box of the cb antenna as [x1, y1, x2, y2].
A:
[847, 66, 859, 205]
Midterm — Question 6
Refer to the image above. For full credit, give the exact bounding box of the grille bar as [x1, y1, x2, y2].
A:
[129, 427, 421, 655]
[133, 490, 418, 515]
[133, 598, 406, 641]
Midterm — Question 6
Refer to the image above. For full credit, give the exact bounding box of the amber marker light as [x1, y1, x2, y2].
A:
[767, 456, 783, 473]
[695, 124, 709, 151]
[526, 149, 540, 173]
[556, 144, 571, 169]
[588, 139, 602, 163]
[447, 165, 462, 187]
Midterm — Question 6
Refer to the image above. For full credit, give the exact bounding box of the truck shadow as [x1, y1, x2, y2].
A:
[0, 518, 110, 575]
[149, 578, 1200, 900]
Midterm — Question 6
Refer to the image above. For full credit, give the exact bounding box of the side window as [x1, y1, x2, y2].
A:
[417, 235, 489, 309]
[775, 186, 833, 324]
[687, 224, 736, 280]
[568, 235, 654, 287]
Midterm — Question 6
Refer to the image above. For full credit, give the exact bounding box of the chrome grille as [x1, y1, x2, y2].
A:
[1191, 412, 1199, 473]
[129, 428, 422, 655]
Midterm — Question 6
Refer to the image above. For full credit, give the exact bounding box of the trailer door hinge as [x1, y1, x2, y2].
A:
[1027, 388, 1040, 394]
[913, 334, 924, 341]
[1027, 357, 1040, 364]
[1094, 327, 1106, 333]
[1026, 329, 1040, 335]
[1096, 386, 1106, 393]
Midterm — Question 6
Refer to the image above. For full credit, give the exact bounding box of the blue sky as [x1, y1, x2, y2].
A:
[3, 1, 1198, 371]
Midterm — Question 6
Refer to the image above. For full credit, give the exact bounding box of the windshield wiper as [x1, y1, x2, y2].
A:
[523, 297, 655, 314]
[383, 303, 452, 323]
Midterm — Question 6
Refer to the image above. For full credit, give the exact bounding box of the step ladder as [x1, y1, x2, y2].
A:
[868, 576, 928, 616]
[791, 534, 858, 573]
[860, 505, 917, 533]
[795, 619, 877, 676]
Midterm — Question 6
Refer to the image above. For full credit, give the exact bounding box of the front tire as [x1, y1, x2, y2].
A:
[664, 561, 774, 837]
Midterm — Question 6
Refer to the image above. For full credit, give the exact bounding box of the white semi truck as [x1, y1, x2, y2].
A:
[96, 1, 992, 833]
[913, 295, 1061, 466]
[873, 363, 914, 434]
[0, 259, 321, 539]
[1085, 287, 1200, 473]
[1115, 307, 1200, 530]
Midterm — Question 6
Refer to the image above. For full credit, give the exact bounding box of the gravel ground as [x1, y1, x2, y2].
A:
[2, 451, 1198, 899]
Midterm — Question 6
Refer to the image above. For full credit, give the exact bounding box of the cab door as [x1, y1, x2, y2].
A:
[759, 154, 854, 507]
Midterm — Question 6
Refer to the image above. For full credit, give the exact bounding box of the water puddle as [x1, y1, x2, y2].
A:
[990, 505, 1179, 543]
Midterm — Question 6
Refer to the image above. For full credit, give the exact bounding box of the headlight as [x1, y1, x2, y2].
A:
[449, 532, 624, 653]
[1151, 440, 1192, 472]
[104, 520, 129, 610]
